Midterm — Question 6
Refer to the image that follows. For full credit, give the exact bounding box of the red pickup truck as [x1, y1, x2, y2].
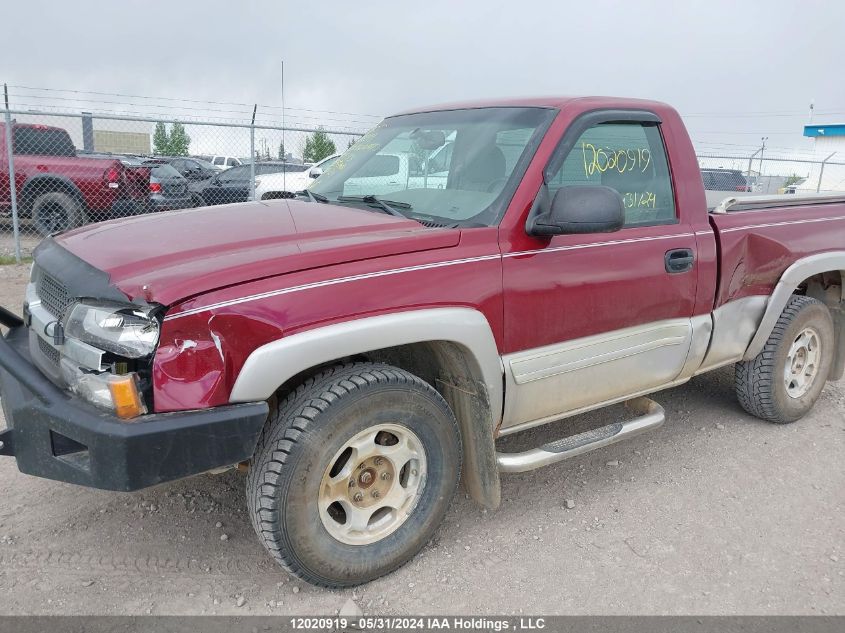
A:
[0, 123, 150, 234]
[1, 96, 844, 588]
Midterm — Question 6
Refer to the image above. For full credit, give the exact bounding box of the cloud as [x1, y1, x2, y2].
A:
[3, 0, 842, 153]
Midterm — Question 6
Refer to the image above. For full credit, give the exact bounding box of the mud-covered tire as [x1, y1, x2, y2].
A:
[246, 362, 461, 587]
[31, 192, 83, 236]
[735, 296, 834, 423]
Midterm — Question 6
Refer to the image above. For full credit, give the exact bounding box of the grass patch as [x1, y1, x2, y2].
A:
[0, 255, 32, 266]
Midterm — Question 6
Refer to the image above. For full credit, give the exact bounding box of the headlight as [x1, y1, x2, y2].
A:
[63, 301, 160, 358]
[60, 359, 147, 419]
[253, 179, 261, 188]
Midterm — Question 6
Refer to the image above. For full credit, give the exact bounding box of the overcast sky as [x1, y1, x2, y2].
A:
[3, 0, 843, 156]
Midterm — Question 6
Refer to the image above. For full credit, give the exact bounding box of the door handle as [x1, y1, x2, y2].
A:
[665, 248, 695, 273]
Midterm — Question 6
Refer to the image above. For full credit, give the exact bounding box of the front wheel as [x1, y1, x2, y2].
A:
[246, 362, 461, 587]
[735, 295, 834, 423]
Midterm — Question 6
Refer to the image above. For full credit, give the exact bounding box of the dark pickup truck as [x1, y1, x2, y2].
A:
[0, 123, 150, 234]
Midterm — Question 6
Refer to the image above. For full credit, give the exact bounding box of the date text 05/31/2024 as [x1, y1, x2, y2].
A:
[289, 616, 547, 630]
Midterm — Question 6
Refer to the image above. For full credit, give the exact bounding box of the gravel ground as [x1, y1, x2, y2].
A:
[0, 263, 842, 616]
[0, 227, 41, 259]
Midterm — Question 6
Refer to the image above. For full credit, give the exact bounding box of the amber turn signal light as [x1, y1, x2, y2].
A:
[108, 375, 146, 420]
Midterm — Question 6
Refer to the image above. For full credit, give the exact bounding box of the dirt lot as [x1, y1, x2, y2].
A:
[0, 263, 842, 616]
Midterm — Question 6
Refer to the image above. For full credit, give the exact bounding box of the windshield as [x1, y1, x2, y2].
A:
[146, 162, 182, 179]
[255, 163, 307, 175]
[260, 163, 308, 173]
[310, 107, 555, 226]
[193, 158, 217, 170]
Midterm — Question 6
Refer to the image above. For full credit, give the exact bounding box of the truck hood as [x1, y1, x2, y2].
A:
[55, 199, 459, 306]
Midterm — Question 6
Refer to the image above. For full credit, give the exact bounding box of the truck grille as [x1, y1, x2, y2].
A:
[35, 269, 72, 318]
[37, 335, 60, 365]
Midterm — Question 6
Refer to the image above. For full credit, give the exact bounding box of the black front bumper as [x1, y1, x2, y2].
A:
[0, 317, 268, 491]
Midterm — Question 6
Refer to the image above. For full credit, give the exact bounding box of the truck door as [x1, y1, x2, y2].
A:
[501, 112, 700, 431]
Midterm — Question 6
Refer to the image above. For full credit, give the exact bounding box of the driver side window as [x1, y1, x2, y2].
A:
[547, 122, 676, 227]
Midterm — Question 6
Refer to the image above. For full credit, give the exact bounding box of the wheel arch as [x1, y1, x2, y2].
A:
[230, 307, 504, 509]
[20, 175, 85, 215]
[744, 251, 845, 379]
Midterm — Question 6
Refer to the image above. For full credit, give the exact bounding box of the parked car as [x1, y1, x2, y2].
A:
[0, 123, 151, 235]
[141, 159, 193, 212]
[3, 96, 845, 590]
[701, 168, 751, 192]
[194, 162, 306, 206]
[251, 155, 338, 200]
[155, 157, 221, 206]
[84, 154, 194, 213]
[209, 155, 243, 170]
[164, 156, 222, 180]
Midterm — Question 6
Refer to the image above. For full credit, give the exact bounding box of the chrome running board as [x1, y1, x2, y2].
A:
[496, 397, 665, 473]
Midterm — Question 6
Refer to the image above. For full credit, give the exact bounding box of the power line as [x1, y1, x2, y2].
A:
[7, 103, 370, 132]
[7, 84, 383, 119]
[682, 109, 845, 118]
[6, 92, 381, 126]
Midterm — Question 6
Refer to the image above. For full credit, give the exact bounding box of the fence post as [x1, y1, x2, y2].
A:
[3, 85, 21, 264]
[747, 148, 762, 190]
[817, 152, 836, 193]
[249, 104, 257, 201]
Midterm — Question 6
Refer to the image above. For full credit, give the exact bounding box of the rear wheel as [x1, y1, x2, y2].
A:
[31, 192, 83, 235]
[735, 296, 834, 423]
[246, 362, 461, 587]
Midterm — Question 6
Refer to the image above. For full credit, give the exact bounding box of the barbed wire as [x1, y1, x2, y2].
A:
[5, 93, 381, 128]
[7, 84, 383, 119]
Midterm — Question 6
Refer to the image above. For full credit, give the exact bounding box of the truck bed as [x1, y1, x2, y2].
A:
[707, 191, 845, 213]
[709, 196, 845, 308]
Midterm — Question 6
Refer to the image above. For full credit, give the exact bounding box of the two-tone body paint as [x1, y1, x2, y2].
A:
[54, 96, 845, 420]
[154, 227, 504, 411]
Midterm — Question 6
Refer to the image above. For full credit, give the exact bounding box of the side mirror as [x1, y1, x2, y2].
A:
[527, 185, 625, 236]
[309, 167, 322, 179]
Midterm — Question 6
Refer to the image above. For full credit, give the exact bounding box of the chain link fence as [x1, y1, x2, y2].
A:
[1, 103, 366, 260]
[4, 86, 845, 263]
[697, 150, 845, 195]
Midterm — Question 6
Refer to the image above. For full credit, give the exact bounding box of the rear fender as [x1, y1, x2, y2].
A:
[744, 252, 845, 378]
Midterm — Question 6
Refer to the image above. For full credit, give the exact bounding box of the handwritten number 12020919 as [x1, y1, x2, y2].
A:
[581, 143, 652, 177]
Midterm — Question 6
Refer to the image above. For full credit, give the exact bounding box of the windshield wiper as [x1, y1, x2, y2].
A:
[295, 189, 329, 203]
[337, 194, 411, 218]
